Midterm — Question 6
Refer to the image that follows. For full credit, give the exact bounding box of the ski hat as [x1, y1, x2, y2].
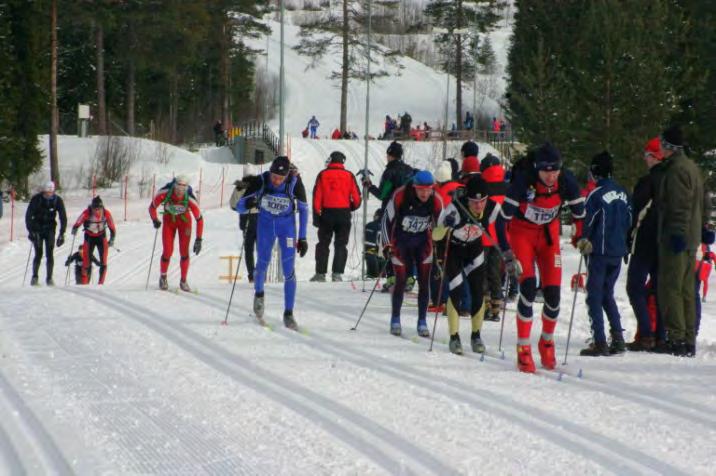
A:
[465, 175, 489, 201]
[412, 170, 435, 188]
[91, 196, 103, 208]
[480, 153, 500, 172]
[329, 151, 346, 164]
[175, 174, 190, 186]
[43, 181, 55, 193]
[660, 125, 683, 151]
[461, 141, 479, 158]
[434, 161, 453, 183]
[386, 141, 403, 159]
[644, 137, 664, 161]
[270, 156, 291, 176]
[703, 227, 715, 245]
[461, 156, 481, 175]
[534, 142, 562, 171]
[590, 151, 613, 178]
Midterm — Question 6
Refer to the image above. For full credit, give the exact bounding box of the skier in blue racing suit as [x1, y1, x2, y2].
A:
[237, 156, 309, 329]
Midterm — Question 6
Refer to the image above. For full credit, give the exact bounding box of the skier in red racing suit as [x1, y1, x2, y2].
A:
[496, 143, 585, 373]
[148, 175, 204, 292]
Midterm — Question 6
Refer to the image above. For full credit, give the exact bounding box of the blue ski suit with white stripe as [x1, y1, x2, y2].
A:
[237, 172, 308, 312]
[583, 177, 632, 343]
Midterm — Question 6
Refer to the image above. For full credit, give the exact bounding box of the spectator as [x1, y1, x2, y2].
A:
[464, 111, 474, 131]
[364, 209, 386, 278]
[311, 151, 362, 282]
[577, 152, 632, 356]
[213, 120, 225, 146]
[331, 128, 342, 140]
[626, 138, 667, 352]
[308, 115, 320, 139]
[230, 172, 262, 282]
[400, 111, 412, 137]
[654, 125, 708, 357]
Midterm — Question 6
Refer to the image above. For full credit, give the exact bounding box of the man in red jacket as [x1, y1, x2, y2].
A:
[71, 195, 116, 284]
[311, 151, 362, 282]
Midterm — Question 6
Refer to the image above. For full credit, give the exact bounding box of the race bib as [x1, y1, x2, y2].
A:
[165, 203, 187, 215]
[524, 204, 559, 225]
[401, 215, 430, 233]
[453, 224, 482, 243]
[260, 195, 291, 215]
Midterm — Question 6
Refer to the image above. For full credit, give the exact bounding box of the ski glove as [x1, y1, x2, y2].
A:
[670, 234, 686, 254]
[108, 236, 115, 248]
[570, 234, 581, 249]
[443, 211, 458, 227]
[193, 238, 202, 255]
[297, 238, 308, 258]
[244, 196, 258, 210]
[71, 226, 79, 236]
[576, 238, 593, 256]
[56, 234, 65, 247]
[312, 214, 321, 228]
[153, 219, 162, 229]
[503, 250, 523, 278]
[28, 231, 38, 243]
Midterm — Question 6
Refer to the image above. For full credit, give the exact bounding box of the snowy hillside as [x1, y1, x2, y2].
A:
[249, 19, 508, 138]
[0, 134, 715, 473]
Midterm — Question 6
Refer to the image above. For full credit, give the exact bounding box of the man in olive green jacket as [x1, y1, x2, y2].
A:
[654, 125, 708, 356]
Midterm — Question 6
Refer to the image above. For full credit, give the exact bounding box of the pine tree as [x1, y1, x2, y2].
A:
[425, 0, 504, 128]
[294, 0, 402, 133]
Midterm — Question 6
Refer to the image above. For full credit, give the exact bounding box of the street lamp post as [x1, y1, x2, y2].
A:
[279, 0, 285, 154]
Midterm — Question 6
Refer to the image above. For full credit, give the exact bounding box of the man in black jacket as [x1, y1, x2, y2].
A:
[626, 138, 667, 351]
[362, 141, 415, 211]
[25, 181, 67, 286]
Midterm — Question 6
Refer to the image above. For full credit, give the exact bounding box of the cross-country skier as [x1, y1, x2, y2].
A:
[237, 156, 309, 330]
[496, 143, 586, 373]
[25, 181, 67, 286]
[576, 152, 632, 356]
[71, 196, 117, 285]
[65, 247, 102, 285]
[381, 170, 444, 337]
[307, 116, 320, 139]
[230, 173, 261, 282]
[436, 175, 501, 354]
[148, 175, 204, 292]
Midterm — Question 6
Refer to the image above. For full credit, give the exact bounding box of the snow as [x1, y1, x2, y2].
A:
[0, 135, 715, 474]
[249, 19, 509, 139]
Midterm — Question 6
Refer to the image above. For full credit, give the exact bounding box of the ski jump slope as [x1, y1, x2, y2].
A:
[0, 136, 715, 473]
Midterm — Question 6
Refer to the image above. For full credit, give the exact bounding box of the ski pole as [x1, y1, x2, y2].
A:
[145, 228, 159, 290]
[63, 233, 77, 286]
[429, 232, 451, 352]
[22, 243, 32, 286]
[562, 254, 584, 365]
[223, 246, 245, 326]
[497, 273, 511, 353]
[350, 257, 390, 331]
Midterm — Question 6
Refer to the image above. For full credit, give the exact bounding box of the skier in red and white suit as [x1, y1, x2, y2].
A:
[71, 195, 116, 284]
[148, 175, 204, 292]
[496, 143, 585, 373]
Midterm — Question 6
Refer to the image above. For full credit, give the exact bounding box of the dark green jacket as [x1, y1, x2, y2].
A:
[655, 150, 707, 251]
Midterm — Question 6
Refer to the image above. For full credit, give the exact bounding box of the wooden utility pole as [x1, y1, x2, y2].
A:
[50, 0, 60, 187]
[95, 20, 106, 135]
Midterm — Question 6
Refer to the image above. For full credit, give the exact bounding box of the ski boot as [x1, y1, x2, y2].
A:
[179, 280, 192, 293]
[390, 318, 402, 336]
[283, 310, 298, 331]
[382, 276, 396, 293]
[449, 334, 463, 355]
[685, 343, 696, 358]
[537, 337, 556, 369]
[310, 273, 326, 282]
[579, 341, 609, 356]
[30, 276, 39, 286]
[626, 336, 655, 352]
[485, 298, 502, 322]
[331, 273, 343, 282]
[158, 274, 168, 291]
[608, 331, 626, 355]
[516, 345, 536, 373]
[417, 321, 430, 338]
[46, 278, 55, 287]
[253, 292, 265, 319]
[470, 331, 485, 353]
[651, 339, 671, 354]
